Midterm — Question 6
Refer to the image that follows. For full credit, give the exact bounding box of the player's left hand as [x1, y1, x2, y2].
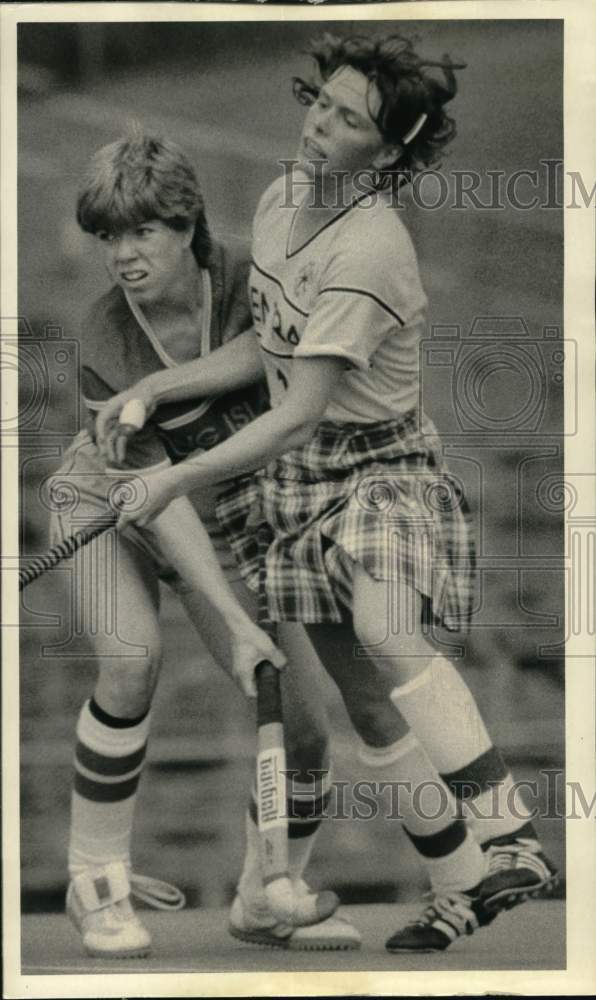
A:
[116, 469, 180, 530]
[230, 625, 286, 699]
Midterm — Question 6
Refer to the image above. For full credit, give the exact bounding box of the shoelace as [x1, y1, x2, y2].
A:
[485, 839, 549, 879]
[414, 891, 477, 935]
[129, 874, 186, 911]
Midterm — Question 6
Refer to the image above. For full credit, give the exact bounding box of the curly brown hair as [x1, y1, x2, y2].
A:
[293, 32, 465, 187]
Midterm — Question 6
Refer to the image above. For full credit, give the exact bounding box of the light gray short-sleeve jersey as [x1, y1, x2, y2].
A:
[249, 174, 428, 422]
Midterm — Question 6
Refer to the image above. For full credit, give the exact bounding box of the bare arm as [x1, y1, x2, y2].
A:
[96, 329, 264, 453]
[117, 355, 345, 528]
[150, 328, 264, 403]
[153, 495, 285, 696]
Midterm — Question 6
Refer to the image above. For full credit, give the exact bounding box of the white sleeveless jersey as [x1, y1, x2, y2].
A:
[249, 174, 428, 422]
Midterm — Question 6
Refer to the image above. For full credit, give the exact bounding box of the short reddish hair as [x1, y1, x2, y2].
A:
[76, 130, 211, 265]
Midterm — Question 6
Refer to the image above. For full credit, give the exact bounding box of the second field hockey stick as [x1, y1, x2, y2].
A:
[254, 522, 295, 920]
[18, 397, 147, 591]
[254, 524, 339, 927]
[19, 515, 118, 591]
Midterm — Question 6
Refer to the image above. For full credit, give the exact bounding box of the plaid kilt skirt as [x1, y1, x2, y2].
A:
[216, 409, 476, 630]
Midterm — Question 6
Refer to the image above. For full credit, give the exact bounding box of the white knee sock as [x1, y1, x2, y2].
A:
[68, 699, 150, 878]
[359, 733, 487, 893]
[390, 657, 493, 772]
[390, 658, 536, 843]
[462, 775, 538, 845]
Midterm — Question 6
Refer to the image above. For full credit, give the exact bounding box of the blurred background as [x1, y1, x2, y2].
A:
[16, 19, 565, 913]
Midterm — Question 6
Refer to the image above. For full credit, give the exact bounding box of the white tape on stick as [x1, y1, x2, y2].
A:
[119, 398, 148, 431]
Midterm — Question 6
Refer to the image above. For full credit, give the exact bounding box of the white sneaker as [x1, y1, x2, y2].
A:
[66, 861, 185, 958]
[228, 879, 362, 951]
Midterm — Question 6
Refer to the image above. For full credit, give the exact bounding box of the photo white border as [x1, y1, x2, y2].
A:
[2, 2, 595, 996]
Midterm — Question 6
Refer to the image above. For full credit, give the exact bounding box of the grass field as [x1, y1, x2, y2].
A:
[21, 901, 565, 975]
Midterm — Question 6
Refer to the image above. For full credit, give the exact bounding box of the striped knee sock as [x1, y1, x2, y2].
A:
[442, 751, 538, 846]
[359, 733, 487, 893]
[240, 769, 332, 901]
[68, 698, 150, 878]
[390, 657, 536, 844]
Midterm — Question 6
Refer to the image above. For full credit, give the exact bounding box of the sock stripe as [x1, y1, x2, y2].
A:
[88, 697, 149, 729]
[289, 818, 322, 839]
[289, 779, 331, 797]
[75, 741, 147, 777]
[247, 796, 322, 839]
[75, 759, 144, 786]
[287, 790, 331, 820]
[285, 766, 331, 784]
[442, 747, 509, 799]
[403, 818, 468, 859]
[74, 771, 141, 803]
[481, 820, 538, 849]
[249, 789, 330, 824]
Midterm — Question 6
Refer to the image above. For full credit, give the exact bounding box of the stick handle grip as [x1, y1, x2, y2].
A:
[254, 521, 289, 893]
[255, 660, 283, 726]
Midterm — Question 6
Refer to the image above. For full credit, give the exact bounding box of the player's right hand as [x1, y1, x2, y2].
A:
[231, 625, 286, 699]
[96, 382, 157, 465]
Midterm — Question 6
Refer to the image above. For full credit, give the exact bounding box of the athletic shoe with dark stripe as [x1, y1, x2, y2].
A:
[385, 887, 496, 953]
[479, 836, 559, 912]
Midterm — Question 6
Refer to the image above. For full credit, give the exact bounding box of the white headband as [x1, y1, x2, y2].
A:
[402, 113, 428, 145]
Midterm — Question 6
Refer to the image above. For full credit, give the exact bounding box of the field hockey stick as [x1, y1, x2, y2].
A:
[19, 399, 146, 591]
[119, 405, 296, 917]
[19, 398, 147, 591]
[117, 403, 294, 917]
[253, 523, 294, 920]
[86, 400, 335, 923]
[118, 402, 336, 924]
[18, 515, 118, 591]
[253, 525, 339, 927]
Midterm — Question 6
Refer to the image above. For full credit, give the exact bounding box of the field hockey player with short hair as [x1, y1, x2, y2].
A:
[107, 33, 558, 953]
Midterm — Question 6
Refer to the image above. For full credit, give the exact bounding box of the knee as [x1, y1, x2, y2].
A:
[96, 638, 162, 716]
[353, 617, 433, 689]
[352, 603, 389, 653]
[353, 608, 422, 663]
[343, 690, 409, 747]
